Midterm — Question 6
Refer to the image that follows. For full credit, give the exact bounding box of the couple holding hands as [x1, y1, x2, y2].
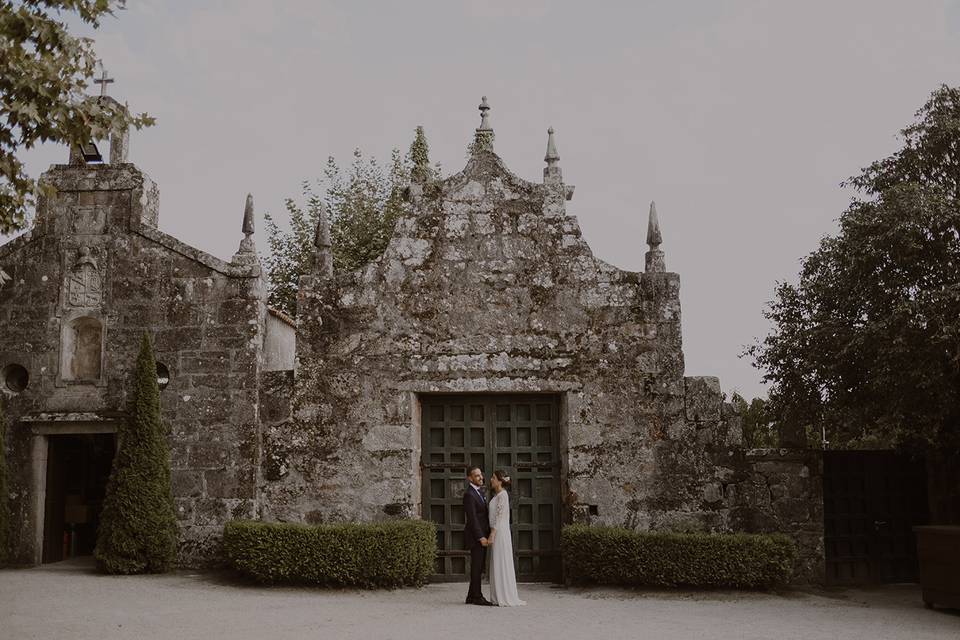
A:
[463, 466, 527, 607]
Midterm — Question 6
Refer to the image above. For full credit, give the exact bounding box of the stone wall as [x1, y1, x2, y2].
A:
[730, 448, 824, 582]
[0, 162, 266, 565]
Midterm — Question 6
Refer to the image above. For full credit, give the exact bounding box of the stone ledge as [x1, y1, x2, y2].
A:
[19, 410, 127, 423]
[746, 448, 819, 463]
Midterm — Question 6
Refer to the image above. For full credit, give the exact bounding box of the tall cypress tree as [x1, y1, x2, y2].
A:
[0, 397, 9, 566]
[95, 331, 177, 573]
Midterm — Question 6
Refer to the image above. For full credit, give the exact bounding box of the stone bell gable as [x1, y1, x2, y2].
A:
[264, 99, 741, 539]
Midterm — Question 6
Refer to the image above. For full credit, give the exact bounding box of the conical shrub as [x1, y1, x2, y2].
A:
[95, 331, 178, 573]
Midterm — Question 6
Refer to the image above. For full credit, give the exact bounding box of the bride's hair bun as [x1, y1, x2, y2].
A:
[494, 469, 512, 489]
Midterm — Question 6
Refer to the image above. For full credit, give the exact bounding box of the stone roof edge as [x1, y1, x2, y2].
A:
[592, 256, 680, 280]
[267, 306, 297, 328]
[0, 229, 37, 261]
[136, 226, 260, 278]
[438, 149, 543, 193]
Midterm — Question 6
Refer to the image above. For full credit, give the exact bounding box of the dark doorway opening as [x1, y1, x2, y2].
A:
[823, 450, 929, 584]
[42, 433, 116, 563]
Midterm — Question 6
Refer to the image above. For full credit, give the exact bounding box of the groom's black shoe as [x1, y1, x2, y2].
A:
[473, 597, 496, 607]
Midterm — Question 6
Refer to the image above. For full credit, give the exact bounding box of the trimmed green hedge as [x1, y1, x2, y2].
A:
[561, 525, 797, 588]
[223, 519, 436, 588]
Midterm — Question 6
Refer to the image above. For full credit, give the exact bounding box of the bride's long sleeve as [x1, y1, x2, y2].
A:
[496, 492, 508, 528]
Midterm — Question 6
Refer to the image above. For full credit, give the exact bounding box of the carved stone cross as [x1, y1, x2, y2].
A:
[94, 68, 114, 96]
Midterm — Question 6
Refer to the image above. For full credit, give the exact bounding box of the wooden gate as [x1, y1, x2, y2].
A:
[420, 394, 562, 582]
[823, 450, 928, 584]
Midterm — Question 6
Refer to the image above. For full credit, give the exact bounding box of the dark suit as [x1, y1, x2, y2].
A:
[463, 483, 490, 601]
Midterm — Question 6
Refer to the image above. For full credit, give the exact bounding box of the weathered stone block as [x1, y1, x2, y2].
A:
[204, 467, 256, 499]
[684, 376, 722, 422]
[194, 499, 229, 527]
[174, 498, 195, 523]
[362, 424, 412, 452]
[180, 351, 231, 374]
[170, 469, 203, 498]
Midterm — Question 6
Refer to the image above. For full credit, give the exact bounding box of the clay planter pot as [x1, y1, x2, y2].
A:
[913, 525, 960, 610]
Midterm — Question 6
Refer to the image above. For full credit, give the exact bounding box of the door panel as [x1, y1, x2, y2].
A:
[824, 451, 928, 584]
[421, 395, 562, 582]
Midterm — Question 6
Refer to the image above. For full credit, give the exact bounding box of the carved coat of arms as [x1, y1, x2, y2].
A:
[67, 246, 103, 307]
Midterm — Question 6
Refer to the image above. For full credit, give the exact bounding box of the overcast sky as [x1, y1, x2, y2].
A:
[9, 1, 960, 399]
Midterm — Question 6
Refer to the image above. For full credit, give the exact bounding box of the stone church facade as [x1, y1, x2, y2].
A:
[0, 98, 822, 580]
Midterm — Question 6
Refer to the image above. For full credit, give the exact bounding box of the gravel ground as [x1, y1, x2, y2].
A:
[1, 558, 957, 640]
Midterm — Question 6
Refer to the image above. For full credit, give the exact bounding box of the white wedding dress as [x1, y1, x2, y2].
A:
[487, 490, 526, 607]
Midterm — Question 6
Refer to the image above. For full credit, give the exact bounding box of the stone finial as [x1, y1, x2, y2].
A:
[644, 201, 665, 273]
[233, 194, 257, 263]
[242, 194, 255, 236]
[313, 201, 334, 277]
[544, 127, 559, 165]
[646, 201, 662, 247]
[543, 126, 562, 184]
[472, 95, 495, 153]
[478, 96, 492, 131]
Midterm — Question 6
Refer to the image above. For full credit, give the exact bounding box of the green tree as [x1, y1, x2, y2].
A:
[263, 128, 438, 317]
[748, 85, 960, 451]
[0, 397, 8, 565]
[729, 393, 778, 448]
[409, 125, 438, 183]
[326, 147, 408, 273]
[844, 85, 960, 201]
[95, 331, 177, 573]
[0, 0, 154, 234]
[262, 182, 321, 318]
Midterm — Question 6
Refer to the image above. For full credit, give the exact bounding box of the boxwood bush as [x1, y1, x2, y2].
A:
[223, 519, 436, 588]
[561, 525, 797, 588]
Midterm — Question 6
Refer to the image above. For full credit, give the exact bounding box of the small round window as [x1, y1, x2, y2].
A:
[3, 363, 29, 394]
[156, 362, 171, 390]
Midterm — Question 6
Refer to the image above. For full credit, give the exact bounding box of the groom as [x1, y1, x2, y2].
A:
[464, 466, 495, 606]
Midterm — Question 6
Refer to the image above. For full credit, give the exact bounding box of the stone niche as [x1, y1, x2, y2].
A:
[58, 311, 105, 385]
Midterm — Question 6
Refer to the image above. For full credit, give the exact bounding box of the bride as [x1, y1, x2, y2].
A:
[487, 470, 526, 607]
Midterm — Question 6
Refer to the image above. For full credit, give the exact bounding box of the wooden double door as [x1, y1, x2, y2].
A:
[824, 450, 928, 584]
[420, 394, 562, 582]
